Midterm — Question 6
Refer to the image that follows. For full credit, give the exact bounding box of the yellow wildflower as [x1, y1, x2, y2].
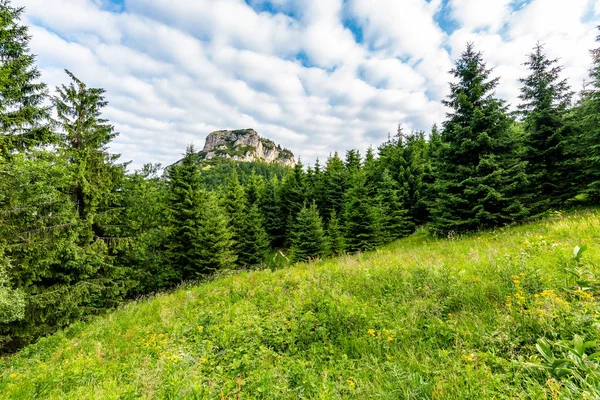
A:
[574, 289, 594, 301]
[197, 325, 204, 332]
[347, 378, 355, 388]
[387, 336, 394, 341]
[368, 329, 375, 336]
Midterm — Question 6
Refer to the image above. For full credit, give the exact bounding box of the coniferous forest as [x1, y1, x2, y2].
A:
[2, 0, 600, 358]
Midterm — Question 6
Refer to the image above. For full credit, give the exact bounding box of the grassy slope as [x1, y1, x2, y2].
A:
[1, 210, 600, 399]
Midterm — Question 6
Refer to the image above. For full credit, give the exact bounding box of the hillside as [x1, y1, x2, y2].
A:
[1, 210, 600, 399]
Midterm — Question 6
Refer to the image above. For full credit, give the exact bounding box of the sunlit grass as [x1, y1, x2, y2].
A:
[1, 209, 599, 399]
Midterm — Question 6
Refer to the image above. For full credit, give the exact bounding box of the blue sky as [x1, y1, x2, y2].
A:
[20, 0, 600, 169]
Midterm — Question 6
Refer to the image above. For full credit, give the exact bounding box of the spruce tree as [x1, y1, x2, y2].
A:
[378, 125, 428, 225]
[343, 171, 381, 252]
[238, 203, 269, 267]
[222, 170, 247, 262]
[344, 149, 361, 173]
[290, 202, 327, 263]
[196, 192, 237, 273]
[580, 28, 600, 202]
[53, 70, 127, 225]
[245, 169, 265, 206]
[431, 43, 528, 234]
[279, 160, 307, 241]
[363, 146, 380, 198]
[377, 169, 414, 242]
[326, 210, 344, 256]
[2, 71, 130, 350]
[260, 176, 284, 247]
[323, 152, 347, 219]
[308, 158, 326, 217]
[518, 43, 574, 211]
[421, 124, 442, 220]
[0, 0, 53, 155]
[166, 145, 205, 279]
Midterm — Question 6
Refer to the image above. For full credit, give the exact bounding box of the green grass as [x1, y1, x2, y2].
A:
[2, 209, 600, 399]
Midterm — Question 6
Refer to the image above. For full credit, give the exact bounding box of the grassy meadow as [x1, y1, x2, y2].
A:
[1, 209, 600, 399]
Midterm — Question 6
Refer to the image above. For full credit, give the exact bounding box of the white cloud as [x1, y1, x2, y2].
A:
[17, 0, 600, 170]
[448, 0, 513, 32]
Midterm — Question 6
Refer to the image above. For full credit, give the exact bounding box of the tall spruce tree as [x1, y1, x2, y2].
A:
[117, 164, 175, 294]
[0, 0, 53, 155]
[378, 125, 428, 225]
[308, 158, 326, 217]
[326, 210, 344, 256]
[431, 43, 528, 234]
[343, 171, 381, 252]
[290, 202, 327, 263]
[238, 203, 269, 267]
[580, 27, 600, 202]
[260, 176, 284, 247]
[196, 193, 237, 273]
[54, 70, 127, 226]
[245, 170, 265, 206]
[421, 124, 442, 220]
[377, 169, 414, 242]
[166, 145, 205, 279]
[363, 146, 380, 198]
[2, 71, 130, 351]
[518, 43, 574, 211]
[279, 160, 307, 241]
[323, 152, 347, 219]
[222, 170, 247, 263]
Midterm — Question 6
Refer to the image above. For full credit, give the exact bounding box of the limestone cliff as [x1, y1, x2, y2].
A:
[199, 129, 295, 167]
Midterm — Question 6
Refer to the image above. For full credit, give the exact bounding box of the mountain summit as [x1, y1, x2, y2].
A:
[199, 129, 295, 167]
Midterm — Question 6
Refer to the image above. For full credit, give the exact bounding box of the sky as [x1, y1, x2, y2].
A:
[20, 0, 600, 170]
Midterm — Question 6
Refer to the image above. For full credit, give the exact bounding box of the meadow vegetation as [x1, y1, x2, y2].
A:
[1, 209, 599, 399]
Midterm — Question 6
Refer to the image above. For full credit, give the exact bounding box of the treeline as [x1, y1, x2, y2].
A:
[1, 0, 600, 352]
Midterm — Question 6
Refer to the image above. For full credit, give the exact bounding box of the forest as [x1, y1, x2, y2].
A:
[1, 0, 600, 355]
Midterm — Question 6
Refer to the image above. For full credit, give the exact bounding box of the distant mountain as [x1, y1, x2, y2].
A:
[197, 129, 296, 167]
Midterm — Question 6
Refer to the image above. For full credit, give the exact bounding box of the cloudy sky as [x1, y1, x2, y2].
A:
[20, 0, 600, 170]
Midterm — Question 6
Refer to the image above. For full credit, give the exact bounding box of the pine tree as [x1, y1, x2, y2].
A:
[166, 145, 205, 279]
[378, 125, 428, 225]
[245, 169, 265, 207]
[323, 152, 347, 219]
[363, 146, 380, 198]
[195, 193, 237, 274]
[279, 160, 307, 241]
[431, 43, 528, 234]
[238, 203, 269, 267]
[260, 176, 284, 247]
[344, 149, 361, 173]
[518, 43, 574, 211]
[1, 71, 130, 351]
[117, 164, 175, 294]
[580, 28, 600, 202]
[326, 210, 344, 256]
[377, 169, 414, 242]
[343, 171, 381, 252]
[421, 124, 442, 220]
[289, 202, 327, 263]
[0, 0, 53, 155]
[53, 70, 127, 225]
[307, 158, 326, 217]
[222, 170, 247, 262]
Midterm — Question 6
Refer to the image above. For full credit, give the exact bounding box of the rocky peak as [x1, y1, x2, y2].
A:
[200, 129, 295, 167]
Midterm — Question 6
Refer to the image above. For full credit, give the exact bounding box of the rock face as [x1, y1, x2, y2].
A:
[200, 129, 296, 167]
